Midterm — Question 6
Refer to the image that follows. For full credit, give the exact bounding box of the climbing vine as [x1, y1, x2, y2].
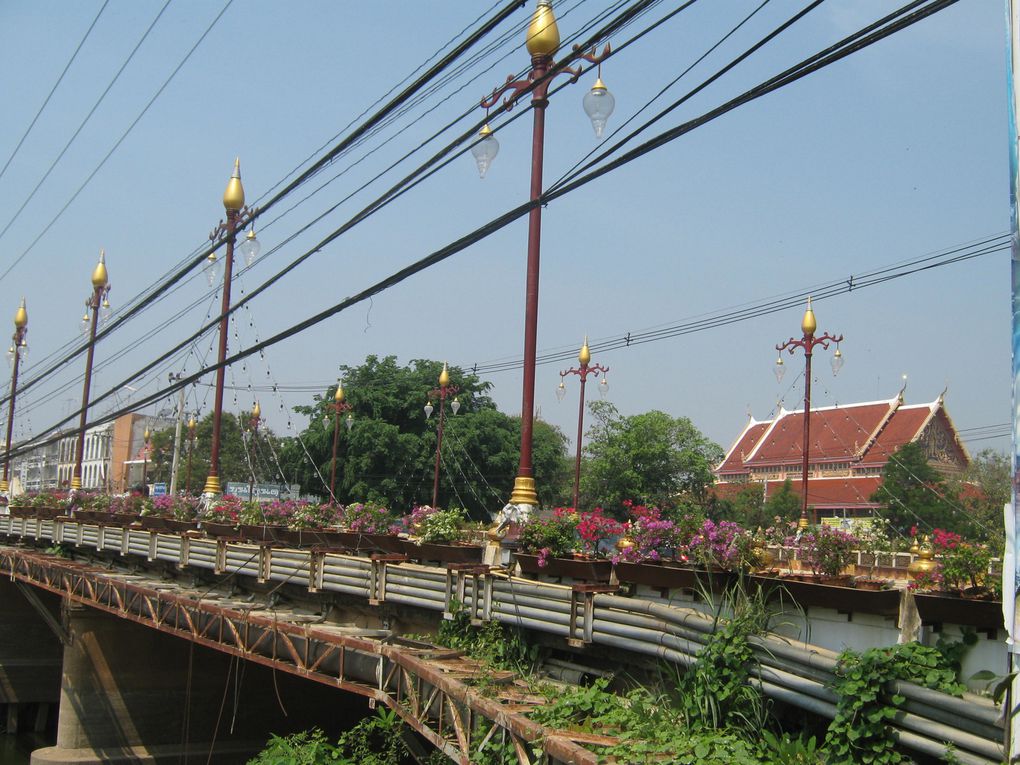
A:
[825, 642, 965, 765]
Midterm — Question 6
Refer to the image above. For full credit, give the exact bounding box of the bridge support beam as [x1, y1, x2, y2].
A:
[0, 578, 61, 731]
[31, 602, 363, 764]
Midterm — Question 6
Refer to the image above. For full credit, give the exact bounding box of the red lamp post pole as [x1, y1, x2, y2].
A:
[427, 364, 459, 509]
[1, 299, 28, 494]
[559, 338, 607, 510]
[246, 402, 261, 502]
[185, 417, 197, 494]
[204, 159, 257, 500]
[479, 1, 611, 515]
[328, 385, 352, 505]
[776, 299, 843, 528]
[72, 251, 110, 491]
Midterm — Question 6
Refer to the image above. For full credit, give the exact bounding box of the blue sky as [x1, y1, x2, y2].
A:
[0, 1, 1008, 473]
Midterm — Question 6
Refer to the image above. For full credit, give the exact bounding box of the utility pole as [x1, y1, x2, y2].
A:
[168, 373, 185, 495]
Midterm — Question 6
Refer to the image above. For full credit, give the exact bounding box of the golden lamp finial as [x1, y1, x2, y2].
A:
[801, 297, 816, 336]
[334, 384, 345, 403]
[578, 336, 591, 366]
[439, 362, 450, 388]
[526, 0, 560, 57]
[187, 416, 197, 432]
[223, 157, 245, 212]
[13, 298, 27, 329]
[252, 401, 261, 419]
[144, 427, 151, 441]
[91, 248, 109, 288]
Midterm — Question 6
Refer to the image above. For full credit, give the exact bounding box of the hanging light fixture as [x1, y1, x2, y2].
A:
[451, 397, 461, 415]
[598, 375, 609, 397]
[774, 355, 786, 383]
[205, 252, 220, 287]
[555, 379, 566, 401]
[830, 345, 844, 376]
[424, 400, 434, 419]
[345, 413, 354, 431]
[238, 226, 261, 267]
[582, 66, 615, 139]
[471, 123, 500, 178]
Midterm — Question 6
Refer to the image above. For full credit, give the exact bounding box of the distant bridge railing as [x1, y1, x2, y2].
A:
[0, 515, 1004, 765]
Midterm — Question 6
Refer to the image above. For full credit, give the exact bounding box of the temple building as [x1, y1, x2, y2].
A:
[712, 390, 969, 517]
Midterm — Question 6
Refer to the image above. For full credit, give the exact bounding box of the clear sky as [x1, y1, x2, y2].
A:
[0, 1, 1008, 479]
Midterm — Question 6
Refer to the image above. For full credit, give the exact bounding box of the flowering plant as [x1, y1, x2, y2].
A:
[31, 490, 68, 509]
[342, 502, 397, 534]
[404, 505, 468, 544]
[72, 491, 110, 512]
[145, 493, 199, 521]
[204, 494, 243, 524]
[110, 493, 152, 515]
[614, 503, 679, 563]
[575, 508, 624, 557]
[685, 519, 759, 570]
[289, 502, 342, 530]
[931, 529, 992, 591]
[793, 526, 858, 578]
[517, 508, 579, 566]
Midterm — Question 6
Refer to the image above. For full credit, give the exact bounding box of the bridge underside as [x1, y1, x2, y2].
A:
[0, 546, 598, 765]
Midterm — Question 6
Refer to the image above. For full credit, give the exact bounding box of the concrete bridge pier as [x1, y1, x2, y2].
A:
[31, 602, 366, 764]
[0, 578, 62, 736]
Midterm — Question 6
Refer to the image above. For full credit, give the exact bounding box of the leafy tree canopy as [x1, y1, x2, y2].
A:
[276, 356, 569, 520]
[870, 442, 962, 536]
[148, 411, 281, 492]
[948, 448, 1008, 545]
[579, 400, 722, 515]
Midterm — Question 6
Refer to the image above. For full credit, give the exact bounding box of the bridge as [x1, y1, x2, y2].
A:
[0, 514, 1004, 764]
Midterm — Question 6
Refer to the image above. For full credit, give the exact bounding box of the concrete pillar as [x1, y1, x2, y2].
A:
[32, 602, 367, 764]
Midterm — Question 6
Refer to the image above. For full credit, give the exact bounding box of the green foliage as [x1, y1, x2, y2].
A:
[276, 356, 570, 518]
[149, 412, 281, 489]
[870, 443, 959, 536]
[580, 400, 722, 514]
[516, 510, 578, 557]
[760, 731, 825, 764]
[436, 603, 532, 673]
[246, 728, 338, 764]
[410, 506, 467, 544]
[949, 448, 1008, 544]
[934, 628, 978, 678]
[825, 642, 965, 764]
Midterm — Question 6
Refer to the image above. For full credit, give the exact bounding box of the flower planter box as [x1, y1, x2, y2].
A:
[8, 506, 34, 518]
[138, 516, 170, 532]
[749, 575, 901, 618]
[615, 561, 735, 593]
[163, 519, 199, 534]
[201, 521, 239, 538]
[359, 533, 406, 555]
[33, 506, 66, 520]
[403, 541, 484, 565]
[239, 524, 286, 544]
[514, 553, 612, 583]
[913, 592, 1003, 630]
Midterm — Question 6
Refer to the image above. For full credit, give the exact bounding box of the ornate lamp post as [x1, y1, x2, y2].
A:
[1, 299, 28, 495]
[557, 337, 608, 510]
[424, 363, 460, 508]
[202, 159, 259, 500]
[476, 0, 614, 517]
[774, 298, 844, 528]
[141, 426, 151, 488]
[185, 416, 197, 494]
[246, 401, 261, 502]
[326, 383, 353, 505]
[71, 250, 111, 491]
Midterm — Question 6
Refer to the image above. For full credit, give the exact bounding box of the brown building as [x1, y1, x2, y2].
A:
[713, 391, 969, 517]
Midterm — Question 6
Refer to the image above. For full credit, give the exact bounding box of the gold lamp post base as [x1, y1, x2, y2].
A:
[0, 479, 8, 493]
[508, 476, 538, 507]
[798, 514, 809, 530]
[70, 477, 82, 490]
[202, 475, 221, 496]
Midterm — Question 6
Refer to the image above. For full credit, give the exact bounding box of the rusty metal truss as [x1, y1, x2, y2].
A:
[0, 547, 599, 765]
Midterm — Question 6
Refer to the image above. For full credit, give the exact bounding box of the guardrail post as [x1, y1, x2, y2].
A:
[368, 554, 407, 605]
[568, 584, 617, 647]
[443, 564, 490, 622]
[307, 550, 325, 592]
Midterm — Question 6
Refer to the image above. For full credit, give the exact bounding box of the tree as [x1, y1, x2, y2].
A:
[711, 479, 801, 530]
[276, 356, 570, 519]
[949, 448, 1008, 545]
[579, 400, 723, 515]
[148, 412, 281, 492]
[870, 442, 960, 535]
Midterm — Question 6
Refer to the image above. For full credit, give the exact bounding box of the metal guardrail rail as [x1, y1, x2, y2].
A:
[0, 515, 1005, 765]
